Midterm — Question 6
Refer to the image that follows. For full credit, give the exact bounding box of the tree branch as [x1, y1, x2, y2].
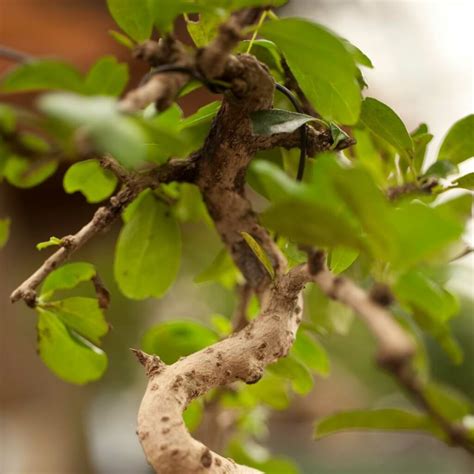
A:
[10, 158, 196, 306]
[134, 265, 308, 474]
[307, 251, 474, 453]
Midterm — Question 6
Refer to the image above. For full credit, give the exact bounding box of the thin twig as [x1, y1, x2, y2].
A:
[0, 44, 35, 63]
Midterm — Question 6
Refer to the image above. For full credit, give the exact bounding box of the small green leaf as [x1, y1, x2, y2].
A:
[37, 309, 107, 384]
[395, 269, 462, 363]
[268, 354, 314, 395]
[108, 30, 135, 49]
[454, 173, 474, 190]
[141, 320, 218, 364]
[106, 0, 153, 42]
[438, 114, 474, 164]
[114, 190, 181, 299]
[261, 18, 361, 124]
[84, 56, 129, 96]
[424, 383, 472, 421]
[238, 39, 283, 73]
[424, 160, 458, 178]
[63, 159, 118, 203]
[360, 97, 413, 160]
[1, 60, 84, 93]
[40, 262, 96, 301]
[36, 236, 63, 251]
[4, 156, 58, 188]
[194, 248, 241, 289]
[0, 103, 16, 133]
[411, 123, 433, 172]
[292, 331, 330, 376]
[39, 297, 108, 345]
[183, 399, 204, 432]
[329, 122, 351, 149]
[241, 232, 275, 279]
[186, 11, 223, 47]
[328, 247, 359, 274]
[0, 218, 10, 249]
[250, 109, 319, 136]
[315, 409, 441, 439]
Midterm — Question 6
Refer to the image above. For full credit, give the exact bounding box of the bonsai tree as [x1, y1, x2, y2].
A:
[1, 1, 473, 472]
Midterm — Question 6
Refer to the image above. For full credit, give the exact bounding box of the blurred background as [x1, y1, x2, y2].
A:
[0, 0, 473, 473]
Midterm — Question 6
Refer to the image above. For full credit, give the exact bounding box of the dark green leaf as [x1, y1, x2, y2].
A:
[315, 409, 441, 439]
[37, 309, 107, 384]
[454, 173, 474, 190]
[40, 262, 96, 300]
[360, 97, 413, 159]
[411, 123, 433, 172]
[261, 19, 361, 124]
[250, 109, 319, 136]
[241, 232, 275, 279]
[114, 190, 181, 299]
[424, 160, 458, 178]
[141, 320, 218, 364]
[106, 0, 153, 42]
[63, 159, 118, 203]
[1, 60, 84, 93]
[84, 56, 129, 96]
[0, 217, 10, 249]
[438, 115, 474, 164]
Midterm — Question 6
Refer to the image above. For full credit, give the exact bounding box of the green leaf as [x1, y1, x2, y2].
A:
[0, 103, 16, 133]
[241, 232, 275, 279]
[360, 97, 413, 160]
[292, 331, 330, 376]
[4, 156, 58, 188]
[351, 128, 386, 185]
[40, 262, 96, 301]
[37, 309, 107, 384]
[0, 218, 10, 249]
[39, 93, 147, 168]
[261, 18, 361, 124]
[424, 160, 458, 178]
[411, 123, 433, 173]
[341, 39, 373, 68]
[454, 173, 474, 190]
[268, 354, 314, 395]
[39, 297, 108, 345]
[36, 236, 62, 251]
[394, 269, 462, 363]
[63, 159, 118, 203]
[424, 383, 472, 421]
[315, 409, 441, 439]
[391, 202, 464, 268]
[114, 190, 181, 299]
[186, 12, 223, 47]
[438, 114, 474, 164]
[194, 248, 241, 289]
[238, 39, 283, 73]
[84, 56, 129, 96]
[141, 320, 218, 364]
[1, 60, 84, 93]
[250, 109, 320, 136]
[183, 399, 203, 432]
[328, 247, 359, 274]
[108, 30, 135, 49]
[149, 0, 202, 34]
[106, 0, 153, 42]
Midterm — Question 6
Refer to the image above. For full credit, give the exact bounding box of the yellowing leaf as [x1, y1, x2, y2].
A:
[241, 231, 275, 279]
